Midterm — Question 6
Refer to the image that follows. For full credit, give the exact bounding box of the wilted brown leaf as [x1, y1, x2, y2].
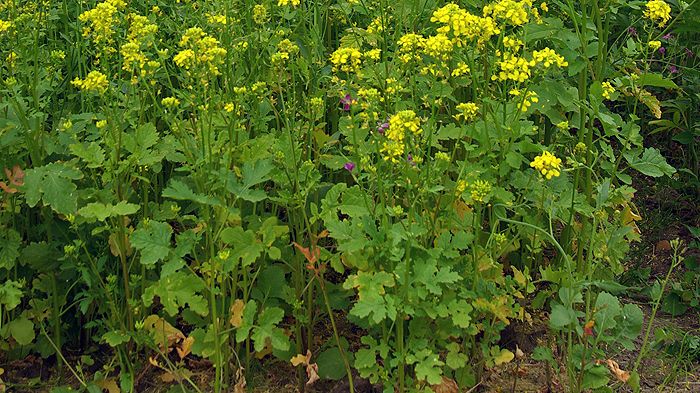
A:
[96, 377, 120, 393]
[606, 359, 630, 382]
[229, 299, 245, 328]
[656, 240, 671, 251]
[159, 368, 193, 383]
[290, 350, 319, 386]
[234, 367, 247, 393]
[177, 336, 194, 359]
[143, 315, 185, 351]
[431, 376, 459, 393]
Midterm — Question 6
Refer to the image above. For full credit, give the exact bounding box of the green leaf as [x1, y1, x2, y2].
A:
[637, 73, 679, 89]
[445, 342, 468, 369]
[317, 347, 349, 380]
[412, 349, 444, 385]
[625, 147, 676, 177]
[0, 229, 21, 270]
[550, 304, 579, 329]
[251, 307, 289, 352]
[582, 364, 609, 389]
[79, 201, 139, 221]
[142, 271, 208, 316]
[162, 180, 220, 206]
[22, 163, 82, 215]
[220, 227, 263, 268]
[69, 142, 105, 168]
[594, 292, 622, 333]
[0, 280, 23, 310]
[131, 221, 172, 265]
[344, 271, 396, 323]
[102, 331, 131, 347]
[236, 300, 257, 343]
[8, 317, 35, 345]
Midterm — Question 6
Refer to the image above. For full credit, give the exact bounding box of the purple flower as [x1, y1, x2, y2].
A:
[669, 65, 678, 74]
[627, 27, 637, 37]
[376, 122, 389, 134]
[407, 154, 416, 166]
[686, 48, 695, 58]
[658, 46, 666, 55]
[344, 161, 355, 172]
[662, 33, 673, 40]
[339, 94, 354, 111]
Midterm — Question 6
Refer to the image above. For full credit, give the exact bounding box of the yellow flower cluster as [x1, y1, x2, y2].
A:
[72, 70, 109, 94]
[648, 40, 661, 51]
[483, 0, 532, 26]
[503, 36, 523, 50]
[422, 34, 454, 61]
[330, 47, 363, 73]
[272, 38, 299, 66]
[601, 81, 615, 100]
[120, 14, 160, 78]
[253, 4, 269, 24]
[397, 33, 425, 63]
[470, 180, 492, 203]
[278, 0, 301, 6]
[79, 0, 127, 48]
[174, 27, 227, 78]
[454, 102, 479, 121]
[381, 110, 421, 162]
[431, 4, 500, 46]
[530, 151, 562, 179]
[532, 47, 568, 68]
[451, 62, 470, 77]
[644, 0, 671, 27]
[494, 54, 533, 82]
[510, 89, 538, 112]
[0, 19, 12, 34]
[366, 17, 386, 34]
[161, 97, 181, 107]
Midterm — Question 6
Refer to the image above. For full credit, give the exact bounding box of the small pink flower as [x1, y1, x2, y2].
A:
[669, 65, 678, 74]
[658, 46, 666, 55]
[344, 162, 355, 172]
[376, 122, 389, 134]
[339, 94, 355, 111]
[662, 33, 673, 40]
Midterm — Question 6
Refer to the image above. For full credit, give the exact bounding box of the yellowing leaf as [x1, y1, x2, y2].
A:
[143, 315, 185, 351]
[493, 348, 515, 366]
[431, 376, 459, 393]
[96, 377, 120, 393]
[234, 367, 247, 393]
[229, 299, 245, 328]
[290, 352, 309, 367]
[177, 336, 194, 359]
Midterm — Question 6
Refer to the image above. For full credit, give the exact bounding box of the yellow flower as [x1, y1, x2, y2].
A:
[380, 140, 405, 163]
[435, 151, 451, 161]
[601, 81, 615, 100]
[422, 34, 454, 61]
[483, 0, 530, 26]
[79, 1, 121, 47]
[451, 62, 470, 77]
[0, 19, 12, 34]
[456, 179, 468, 195]
[96, 120, 108, 129]
[532, 47, 568, 68]
[470, 180, 492, 203]
[397, 33, 425, 63]
[648, 40, 662, 51]
[494, 54, 534, 83]
[644, 0, 671, 27]
[431, 3, 500, 46]
[530, 151, 562, 179]
[161, 97, 181, 107]
[540, 2, 549, 12]
[72, 70, 109, 94]
[503, 36, 523, 50]
[329, 47, 363, 73]
[278, 0, 301, 6]
[174, 28, 227, 77]
[224, 103, 235, 112]
[253, 4, 269, 24]
[387, 110, 421, 141]
[364, 48, 381, 61]
[454, 102, 479, 121]
[510, 89, 538, 112]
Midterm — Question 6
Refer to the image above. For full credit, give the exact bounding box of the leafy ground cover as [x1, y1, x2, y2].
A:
[0, 0, 699, 392]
